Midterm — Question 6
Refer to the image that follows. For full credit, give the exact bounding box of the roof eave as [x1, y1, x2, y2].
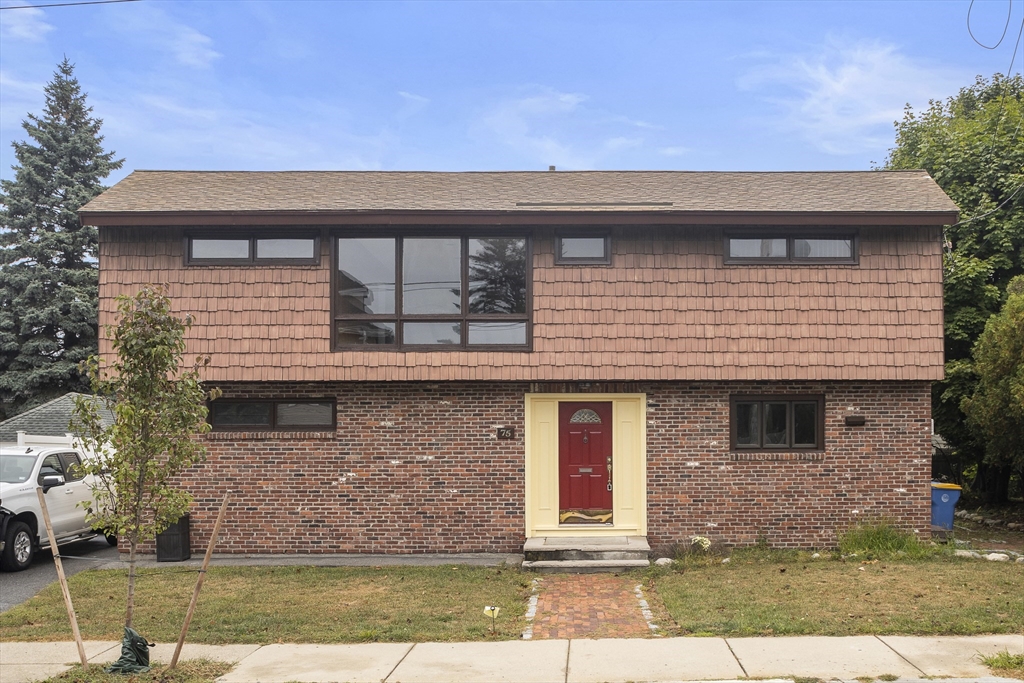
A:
[79, 208, 961, 227]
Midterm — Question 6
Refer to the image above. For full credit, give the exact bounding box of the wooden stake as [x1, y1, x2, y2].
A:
[169, 493, 230, 669]
[36, 488, 88, 668]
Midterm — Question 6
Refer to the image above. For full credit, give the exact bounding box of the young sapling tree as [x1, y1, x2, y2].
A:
[72, 286, 219, 627]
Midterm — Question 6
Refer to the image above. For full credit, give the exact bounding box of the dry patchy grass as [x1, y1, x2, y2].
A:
[655, 555, 1023, 636]
[0, 565, 531, 644]
[42, 660, 231, 683]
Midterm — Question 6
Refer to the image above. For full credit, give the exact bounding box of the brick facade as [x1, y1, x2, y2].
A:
[169, 380, 932, 554]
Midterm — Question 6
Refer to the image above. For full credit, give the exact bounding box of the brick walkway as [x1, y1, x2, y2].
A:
[528, 574, 654, 639]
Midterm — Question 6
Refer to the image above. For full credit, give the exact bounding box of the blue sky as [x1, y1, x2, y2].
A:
[0, 0, 1021, 184]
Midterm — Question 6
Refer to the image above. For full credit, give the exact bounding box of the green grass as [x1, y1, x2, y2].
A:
[981, 651, 1024, 680]
[0, 565, 531, 644]
[42, 660, 231, 683]
[654, 554, 1023, 636]
[838, 519, 939, 560]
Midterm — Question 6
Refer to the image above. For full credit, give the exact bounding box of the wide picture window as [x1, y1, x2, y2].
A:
[731, 396, 824, 450]
[335, 236, 529, 348]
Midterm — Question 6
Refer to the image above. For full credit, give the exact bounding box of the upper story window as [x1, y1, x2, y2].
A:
[724, 233, 856, 264]
[730, 395, 824, 451]
[187, 233, 320, 265]
[335, 235, 529, 349]
[556, 232, 611, 264]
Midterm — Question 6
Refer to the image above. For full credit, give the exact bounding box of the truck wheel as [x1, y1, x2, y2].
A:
[105, 534, 117, 547]
[1, 521, 35, 571]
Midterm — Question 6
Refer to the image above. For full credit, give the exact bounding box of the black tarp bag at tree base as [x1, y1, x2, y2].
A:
[104, 626, 153, 673]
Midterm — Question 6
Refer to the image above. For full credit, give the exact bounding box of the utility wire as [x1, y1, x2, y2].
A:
[949, 181, 1024, 228]
[0, 0, 138, 9]
[968, 0, 1014, 49]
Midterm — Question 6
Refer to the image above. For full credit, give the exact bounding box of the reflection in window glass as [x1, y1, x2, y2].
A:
[336, 321, 395, 345]
[793, 402, 818, 446]
[734, 402, 759, 446]
[256, 238, 315, 259]
[277, 402, 334, 427]
[192, 239, 250, 260]
[764, 402, 789, 446]
[729, 238, 787, 259]
[212, 403, 272, 426]
[468, 238, 527, 314]
[62, 453, 86, 481]
[467, 321, 527, 345]
[403, 238, 461, 314]
[404, 321, 461, 345]
[338, 239, 396, 315]
[559, 237, 607, 260]
[793, 238, 852, 259]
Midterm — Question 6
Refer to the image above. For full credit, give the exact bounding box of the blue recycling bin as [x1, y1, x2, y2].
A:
[930, 482, 962, 530]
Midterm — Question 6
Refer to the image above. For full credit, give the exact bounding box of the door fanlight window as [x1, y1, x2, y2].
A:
[569, 409, 602, 424]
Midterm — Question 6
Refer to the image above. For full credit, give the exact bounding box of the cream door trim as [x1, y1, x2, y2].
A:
[524, 393, 647, 538]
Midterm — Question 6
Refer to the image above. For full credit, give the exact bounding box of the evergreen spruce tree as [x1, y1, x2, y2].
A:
[0, 58, 123, 420]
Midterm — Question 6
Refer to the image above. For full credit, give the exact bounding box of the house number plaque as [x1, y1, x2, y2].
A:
[496, 427, 515, 440]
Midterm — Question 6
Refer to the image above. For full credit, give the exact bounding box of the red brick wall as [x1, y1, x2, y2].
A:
[163, 380, 932, 555]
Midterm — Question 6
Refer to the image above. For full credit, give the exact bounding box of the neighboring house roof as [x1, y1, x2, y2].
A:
[0, 393, 114, 443]
[79, 170, 960, 225]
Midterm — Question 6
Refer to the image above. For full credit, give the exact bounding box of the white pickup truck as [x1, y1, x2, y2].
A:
[0, 432, 114, 571]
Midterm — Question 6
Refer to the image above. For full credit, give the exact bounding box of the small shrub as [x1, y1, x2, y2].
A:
[838, 519, 935, 560]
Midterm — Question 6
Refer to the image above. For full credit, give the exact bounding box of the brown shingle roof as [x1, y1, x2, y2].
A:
[81, 170, 959, 223]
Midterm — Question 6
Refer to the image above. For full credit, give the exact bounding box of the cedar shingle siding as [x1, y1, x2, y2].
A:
[97, 224, 944, 381]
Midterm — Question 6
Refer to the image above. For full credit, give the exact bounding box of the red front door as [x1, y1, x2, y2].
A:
[558, 402, 613, 524]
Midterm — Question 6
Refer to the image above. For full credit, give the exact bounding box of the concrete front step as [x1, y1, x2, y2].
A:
[521, 558, 651, 573]
[522, 536, 650, 572]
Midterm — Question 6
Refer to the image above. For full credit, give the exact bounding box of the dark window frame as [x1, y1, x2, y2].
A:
[332, 230, 533, 351]
[723, 230, 858, 265]
[555, 230, 612, 265]
[209, 399, 337, 432]
[185, 231, 321, 266]
[729, 395, 825, 451]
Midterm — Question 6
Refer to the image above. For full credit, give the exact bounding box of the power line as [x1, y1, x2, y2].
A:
[0, 0, 139, 9]
[967, 0, 1014, 49]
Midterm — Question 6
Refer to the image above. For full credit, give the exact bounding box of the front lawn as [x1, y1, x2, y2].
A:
[653, 553, 1023, 636]
[0, 565, 531, 643]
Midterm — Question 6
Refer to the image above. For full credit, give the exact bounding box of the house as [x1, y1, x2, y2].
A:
[0, 393, 114, 444]
[78, 170, 958, 560]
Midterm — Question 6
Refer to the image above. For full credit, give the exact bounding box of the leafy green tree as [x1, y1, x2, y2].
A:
[72, 286, 219, 628]
[0, 58, 123, 420]
[961, 276, 1024, 484]
[886, 74, 1024, 502]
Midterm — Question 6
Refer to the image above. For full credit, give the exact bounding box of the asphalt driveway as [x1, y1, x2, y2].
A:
[0, 535, 118, 613]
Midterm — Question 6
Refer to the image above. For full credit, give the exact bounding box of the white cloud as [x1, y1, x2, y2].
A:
[0, 4, 53, 43]
[100, 90, 397, 173]
[108, 5, 220, 69]
[658, 146, 690, 157]
[738, 38, 966, 155]
[398, 91, 429, 105]
[473, 86, 673, 169]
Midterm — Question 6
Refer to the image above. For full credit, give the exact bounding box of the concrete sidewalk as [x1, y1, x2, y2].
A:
[1, 634, 1021, 683]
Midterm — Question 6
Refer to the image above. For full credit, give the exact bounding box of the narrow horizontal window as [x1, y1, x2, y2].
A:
[729, 238, 786, 259]
[256, 238, 316, 260]
[730, 396, 823, 451]
[556, 233, 610, 264]
[191, 239, 250, 261]
[210, 400, 335, 431]
[725, 233, 857, 264]
[187, 234, 320, 265]
[334, 235, 530, 350]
